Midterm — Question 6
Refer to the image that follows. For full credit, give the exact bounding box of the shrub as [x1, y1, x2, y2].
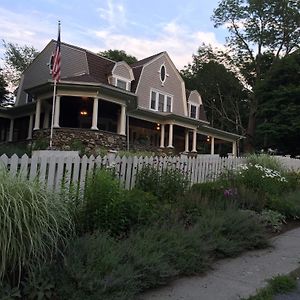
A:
[136, 166, 189, 203]
[246, 154, 286, 173]
[259, 209, 286, 232]
[0, 170, 74, 285]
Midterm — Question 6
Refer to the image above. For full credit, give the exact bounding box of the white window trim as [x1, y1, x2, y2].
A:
[113, 75, 131, 91]
[188, 101, 200, 119]
[158, 63, 169, 86]
[149, 89, 173, 113]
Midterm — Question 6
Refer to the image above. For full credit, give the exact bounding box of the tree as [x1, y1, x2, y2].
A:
[0, 69, 9, 105]
[2, 40, 39, 88]
[98, 49, 138, 64]
[181, 45, 249, 136]
[255, 50, 300, 155]
[212, 0, 300, 151]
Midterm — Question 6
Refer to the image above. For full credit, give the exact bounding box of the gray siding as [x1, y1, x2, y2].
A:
[188, 91, 202, 105]
[17, 41, 89, 106]
[113, 64, 132, 80]
[135, 54, 187, 117]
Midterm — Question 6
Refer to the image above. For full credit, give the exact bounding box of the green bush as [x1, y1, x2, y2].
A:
[136, 166, 189, 203]
[0, 144, 30, 157]
[80, 169, 159, 236]
[0, 170, 74, 285]
[246, 154, 286, 173]
[259, 209, 286, 232]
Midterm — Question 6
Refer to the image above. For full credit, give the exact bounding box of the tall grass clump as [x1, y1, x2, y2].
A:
[0, 170, 74, 284]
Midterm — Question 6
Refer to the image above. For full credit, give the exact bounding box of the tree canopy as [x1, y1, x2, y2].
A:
[0, 69, 9, 104]
[212, 0, 300, 151]
[98, 49, 138, 65]
[2, 40, 39, 88]
[255, 50, 300, 155]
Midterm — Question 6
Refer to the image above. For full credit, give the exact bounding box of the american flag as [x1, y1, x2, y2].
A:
[52, 21, 61, 82]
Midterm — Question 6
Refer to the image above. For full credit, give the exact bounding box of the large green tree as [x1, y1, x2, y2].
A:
[2, 40, 39, 88]
[212, 0, 300, 151]
[98, 49, 138, 64]
[182, 45, 249, 136]
[255, 50, 300, 155]
[0, 69, 9, 104]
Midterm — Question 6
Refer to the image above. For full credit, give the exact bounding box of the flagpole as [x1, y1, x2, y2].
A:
[49, 80, 56, 149]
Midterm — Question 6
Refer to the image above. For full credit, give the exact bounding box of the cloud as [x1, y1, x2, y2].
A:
[97, 0, 126, 30]
[93, 20, 224, 69]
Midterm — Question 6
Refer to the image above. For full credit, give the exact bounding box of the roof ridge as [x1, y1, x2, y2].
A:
[131, 51, 165, 68]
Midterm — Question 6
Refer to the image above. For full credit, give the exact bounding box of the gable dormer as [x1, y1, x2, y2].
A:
[109, 61, 134, 91]
[187, 90, 208, 122]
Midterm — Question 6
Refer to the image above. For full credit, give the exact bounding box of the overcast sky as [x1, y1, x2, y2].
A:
[0, 0, 228, 69]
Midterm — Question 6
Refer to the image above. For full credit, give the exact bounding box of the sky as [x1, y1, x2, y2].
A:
[0, 0, 228, 70]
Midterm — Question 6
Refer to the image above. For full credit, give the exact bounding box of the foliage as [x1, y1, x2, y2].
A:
[136, 165, 189, 203]
[0, 144, 31, 157]
[0, 170, 74, 285]
[99, 49, 138, 65]
[0, 281, 21, 299]
[244, 274, 297, 300]
[69, 139, 85, 155]
[259, 209, 286, 232]
[212, 0, 300, 150]
[117, 150, 155, 158]
[0, 68, 9, 105]
[245, 154, 286, 173]
[79, 168, 159, 236]
[2, 40, 39, 87]
[31, 138, 48, 151]
[255, 50, 300, 155]
[54, 208, 268, 299]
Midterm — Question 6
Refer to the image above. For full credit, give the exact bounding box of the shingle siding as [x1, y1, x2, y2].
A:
[113, 64, 131, 79]
[135, 54, 187, 117]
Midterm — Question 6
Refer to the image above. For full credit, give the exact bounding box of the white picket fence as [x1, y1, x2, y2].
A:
[0, 152, 299, 192]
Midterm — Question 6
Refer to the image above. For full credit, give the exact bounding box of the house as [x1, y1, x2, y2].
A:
[0, 40, 243, 155]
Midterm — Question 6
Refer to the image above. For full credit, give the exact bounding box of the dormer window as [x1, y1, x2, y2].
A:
[189, 103, 199, 119]
[116, 78, 127, 90]
[112, 76, 131, 91]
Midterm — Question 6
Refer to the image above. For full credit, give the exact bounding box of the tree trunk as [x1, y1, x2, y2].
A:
[244, 102, 257, 153]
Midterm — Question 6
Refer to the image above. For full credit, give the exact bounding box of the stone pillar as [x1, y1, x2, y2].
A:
[91, 97, 99, 130]
[191, 129, 197, 152]
[27, 114, 34, 140]
[8, 119, 14, 142]
[33, 99, 41, 130]
[160, 124, 165, 148]
[185, 129, 189, 152]
[53, 95, 60, 128]
[119, 105, 126, 135]
[167, 124, 174, 148]
[43, 109, 50, 129]
[232, 141, 237, 157]
[210, 136, 215, 155]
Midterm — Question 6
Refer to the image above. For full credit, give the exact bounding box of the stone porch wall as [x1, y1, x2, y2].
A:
[33, 128, 127, 154]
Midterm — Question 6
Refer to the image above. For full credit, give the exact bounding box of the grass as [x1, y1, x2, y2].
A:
[244, 274, 298, 300]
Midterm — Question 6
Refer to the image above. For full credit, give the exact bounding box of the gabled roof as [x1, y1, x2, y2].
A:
[130, 52, 164, 68]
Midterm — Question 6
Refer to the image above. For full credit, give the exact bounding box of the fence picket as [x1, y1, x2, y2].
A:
[9, 154, 19, 176]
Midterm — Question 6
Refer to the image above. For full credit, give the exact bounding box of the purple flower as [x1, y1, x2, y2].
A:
[224, 188, 237, 197]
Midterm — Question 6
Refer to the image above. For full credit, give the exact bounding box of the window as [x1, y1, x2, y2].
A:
[160, 65, 166, 82]
[189, 103, 199, 119]
[116, 79, 127, 90]
[149, 90, 173, 113]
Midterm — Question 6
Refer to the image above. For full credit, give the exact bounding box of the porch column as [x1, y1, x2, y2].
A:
[53, 95, 60, 128]
[160, 124, 165, 148]
[91, 97, 99, 130]
[232, 141, 237, 157]
[43, 109, 50, 129]
[33, 99, 41, 130]
[8, 119, 14, 142]
[210, 136, 215, 155]
[167, 124, 174, 148]
[191, 129, 197, 152]
[27, 114, 34, 140]
[184, 130, 189, 152]
[119, 105, 126, 135]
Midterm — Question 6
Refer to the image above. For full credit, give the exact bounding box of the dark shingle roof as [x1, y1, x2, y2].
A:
[61, 73, 100, 83]
[130, 52, 164, 68]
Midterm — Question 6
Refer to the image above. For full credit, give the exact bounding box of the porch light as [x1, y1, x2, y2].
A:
[156, 123, 160, 131]
[207, 136, 210, 142]
[80, 110, 88, 116]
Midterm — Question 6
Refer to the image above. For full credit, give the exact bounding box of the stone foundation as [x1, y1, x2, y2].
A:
[33, 128, 127, 155]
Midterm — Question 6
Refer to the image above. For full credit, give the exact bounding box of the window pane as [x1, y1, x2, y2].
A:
[158, 94, 164, 112]
[151, 91, 156, 109]
[160, 65, 166, 82]
[116, 79, 127, 90]
[166, 96, 172, 112]
[190, 105, 197, 118]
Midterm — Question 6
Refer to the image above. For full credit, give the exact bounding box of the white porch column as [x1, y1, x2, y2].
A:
[160, 124, 165, 148]
[184, 130, 189, 152]
[232, 141, 237, 157]
[33, 99, 41, 130]
[43, 109, 50, 129]
[53, 95, 60, 128]
[167, 124, 174, 148]
[8, 119, 14, 142]
[119, 105, 126, 135]
[27, 114, 34, 140]
[91, 97, 99, 130]
[210, 136, 215, 155]
[191, 129, 197, 152]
